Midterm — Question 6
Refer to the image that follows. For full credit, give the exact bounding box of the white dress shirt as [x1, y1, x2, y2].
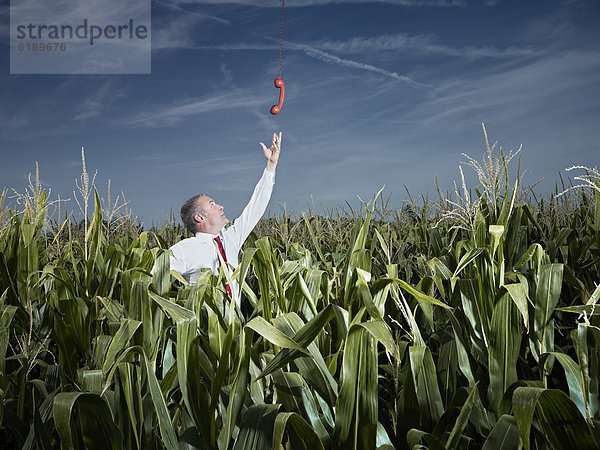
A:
[169, 169, 275, 304]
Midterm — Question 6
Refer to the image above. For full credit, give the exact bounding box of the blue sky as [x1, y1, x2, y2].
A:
[1, 0, 599, 225]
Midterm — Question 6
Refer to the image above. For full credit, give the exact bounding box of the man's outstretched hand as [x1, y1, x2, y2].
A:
[261, 132, 282, 173]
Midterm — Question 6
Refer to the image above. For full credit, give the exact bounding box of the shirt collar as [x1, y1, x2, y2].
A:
[195, 231, 221, 241]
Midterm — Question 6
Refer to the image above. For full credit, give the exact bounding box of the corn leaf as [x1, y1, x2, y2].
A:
[513, 386, 597, 450]
[333, 325, 378, 450]
[53, 392, 121, 450]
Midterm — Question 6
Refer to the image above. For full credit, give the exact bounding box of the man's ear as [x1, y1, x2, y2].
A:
[194, 213, 204, 223]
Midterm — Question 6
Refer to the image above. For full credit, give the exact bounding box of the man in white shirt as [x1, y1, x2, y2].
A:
[169, 132, 282, 305]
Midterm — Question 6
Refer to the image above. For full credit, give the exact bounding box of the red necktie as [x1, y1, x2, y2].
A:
[214, 236, 232, 297]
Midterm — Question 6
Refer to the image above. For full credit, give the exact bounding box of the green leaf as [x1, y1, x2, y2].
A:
[302, 213, 327, 265]
[148, 290, 195, 321]
[333, 325, 378, 450]
[557, 284, 600, 315]
[271, 312, 339, 409]
[513, 387, 596, 450]
[372, 276, 451, 310]
[273, 411, 325, 450]
[271, 371, 330, 444]
[233, 404, 281, 450]
[81, 370, 103, 394]
[503, 282, 530, 331]
[258, 304, 339, 380]
[540, 351, 590, 421]
[219, 327, 252, 449]
[574, 323, 593, 422]
[102, 319, 141, 373]
[481, 415, 519, 450]
[453, 247, 484, 278]
[374, 228, 391, 264]
[488, 225, 504, 260]
[533, 264, 563, 352]
[409, 345, 444, 423]
[53, 392, 122, 450]
[101, 346, 179, 449]
[246, 316, 310, 355]
[354, 268, 382, 320]
[488, 292, 522, 413]
[116, 363, 143, 449]
[512, 243, 543, 271]
[356, 320, 399, 360]
[455, 278, 488, 361]
[0, 304, 18, 375]
[406, 428, 444, 450]
[343, 199, 377, 305]
[141, 350, 179, 449]
[447, 311, 476, 387]
[445, 384, 478, 449]
[152, 250, 171, 297]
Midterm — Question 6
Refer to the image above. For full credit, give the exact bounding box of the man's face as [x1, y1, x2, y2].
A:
[196, 196, 228, 232]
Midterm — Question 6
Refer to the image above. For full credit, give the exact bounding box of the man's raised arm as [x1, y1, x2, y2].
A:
[226, 132, 282, 247]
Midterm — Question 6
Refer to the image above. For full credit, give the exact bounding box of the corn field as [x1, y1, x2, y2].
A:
[1, 140, 600, 449]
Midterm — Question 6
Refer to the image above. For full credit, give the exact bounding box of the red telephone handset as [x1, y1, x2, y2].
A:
[270, 77, 285, 115]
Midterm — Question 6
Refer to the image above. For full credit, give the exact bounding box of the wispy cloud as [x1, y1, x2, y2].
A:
[118, 90, 262, 128]
[160, 31, 534, 60]
[73, 81, 122, 121]
[293, 43, 427, 86]
[163, 30, 531, 86]
[173, 0, 466, 7]
[152, 13, 202, 50]
[155, 0, 230, 25]
[220, 63, 234, 83]
[0, 86, 68, 140]
[315, 33, 535, 59]
[195, 41, 426, 85]
[128, 153, 170, 162]
[408, 49, 600, 135]
[152, 0, 231, 50]
[0, 111, 28, 129]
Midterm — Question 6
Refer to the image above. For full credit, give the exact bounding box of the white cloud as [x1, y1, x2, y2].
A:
[128, 153, 170, 162]
[173, 0, 466, 7]
[196, 43, 277, 51]
[155, 0, 230, 25]
[294, 43, 427, 86]
[118, 90, 262, 127]
[73, 81, 121, 120]
[315, 33, 535, 59]
[415, 50, 600, 127]
[152, 0, 231, 50]
[195, 41, 426, 85]
[220, 63, 234, 83]
[0, 111, 29, 129]
[152, 13, 201, 50]
[162, 31, 534, 61]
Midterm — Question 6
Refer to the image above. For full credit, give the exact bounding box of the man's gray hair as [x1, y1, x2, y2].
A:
[180, 193, 208, 234]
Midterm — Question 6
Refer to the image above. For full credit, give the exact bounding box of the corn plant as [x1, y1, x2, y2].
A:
[1, 133, 599, 449]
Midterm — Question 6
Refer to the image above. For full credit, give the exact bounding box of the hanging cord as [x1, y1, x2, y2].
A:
[278, 0, 284, 78]
[270, 0, 285, 115]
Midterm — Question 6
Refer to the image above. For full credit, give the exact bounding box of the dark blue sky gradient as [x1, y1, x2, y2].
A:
[1, 0, 599, 224]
